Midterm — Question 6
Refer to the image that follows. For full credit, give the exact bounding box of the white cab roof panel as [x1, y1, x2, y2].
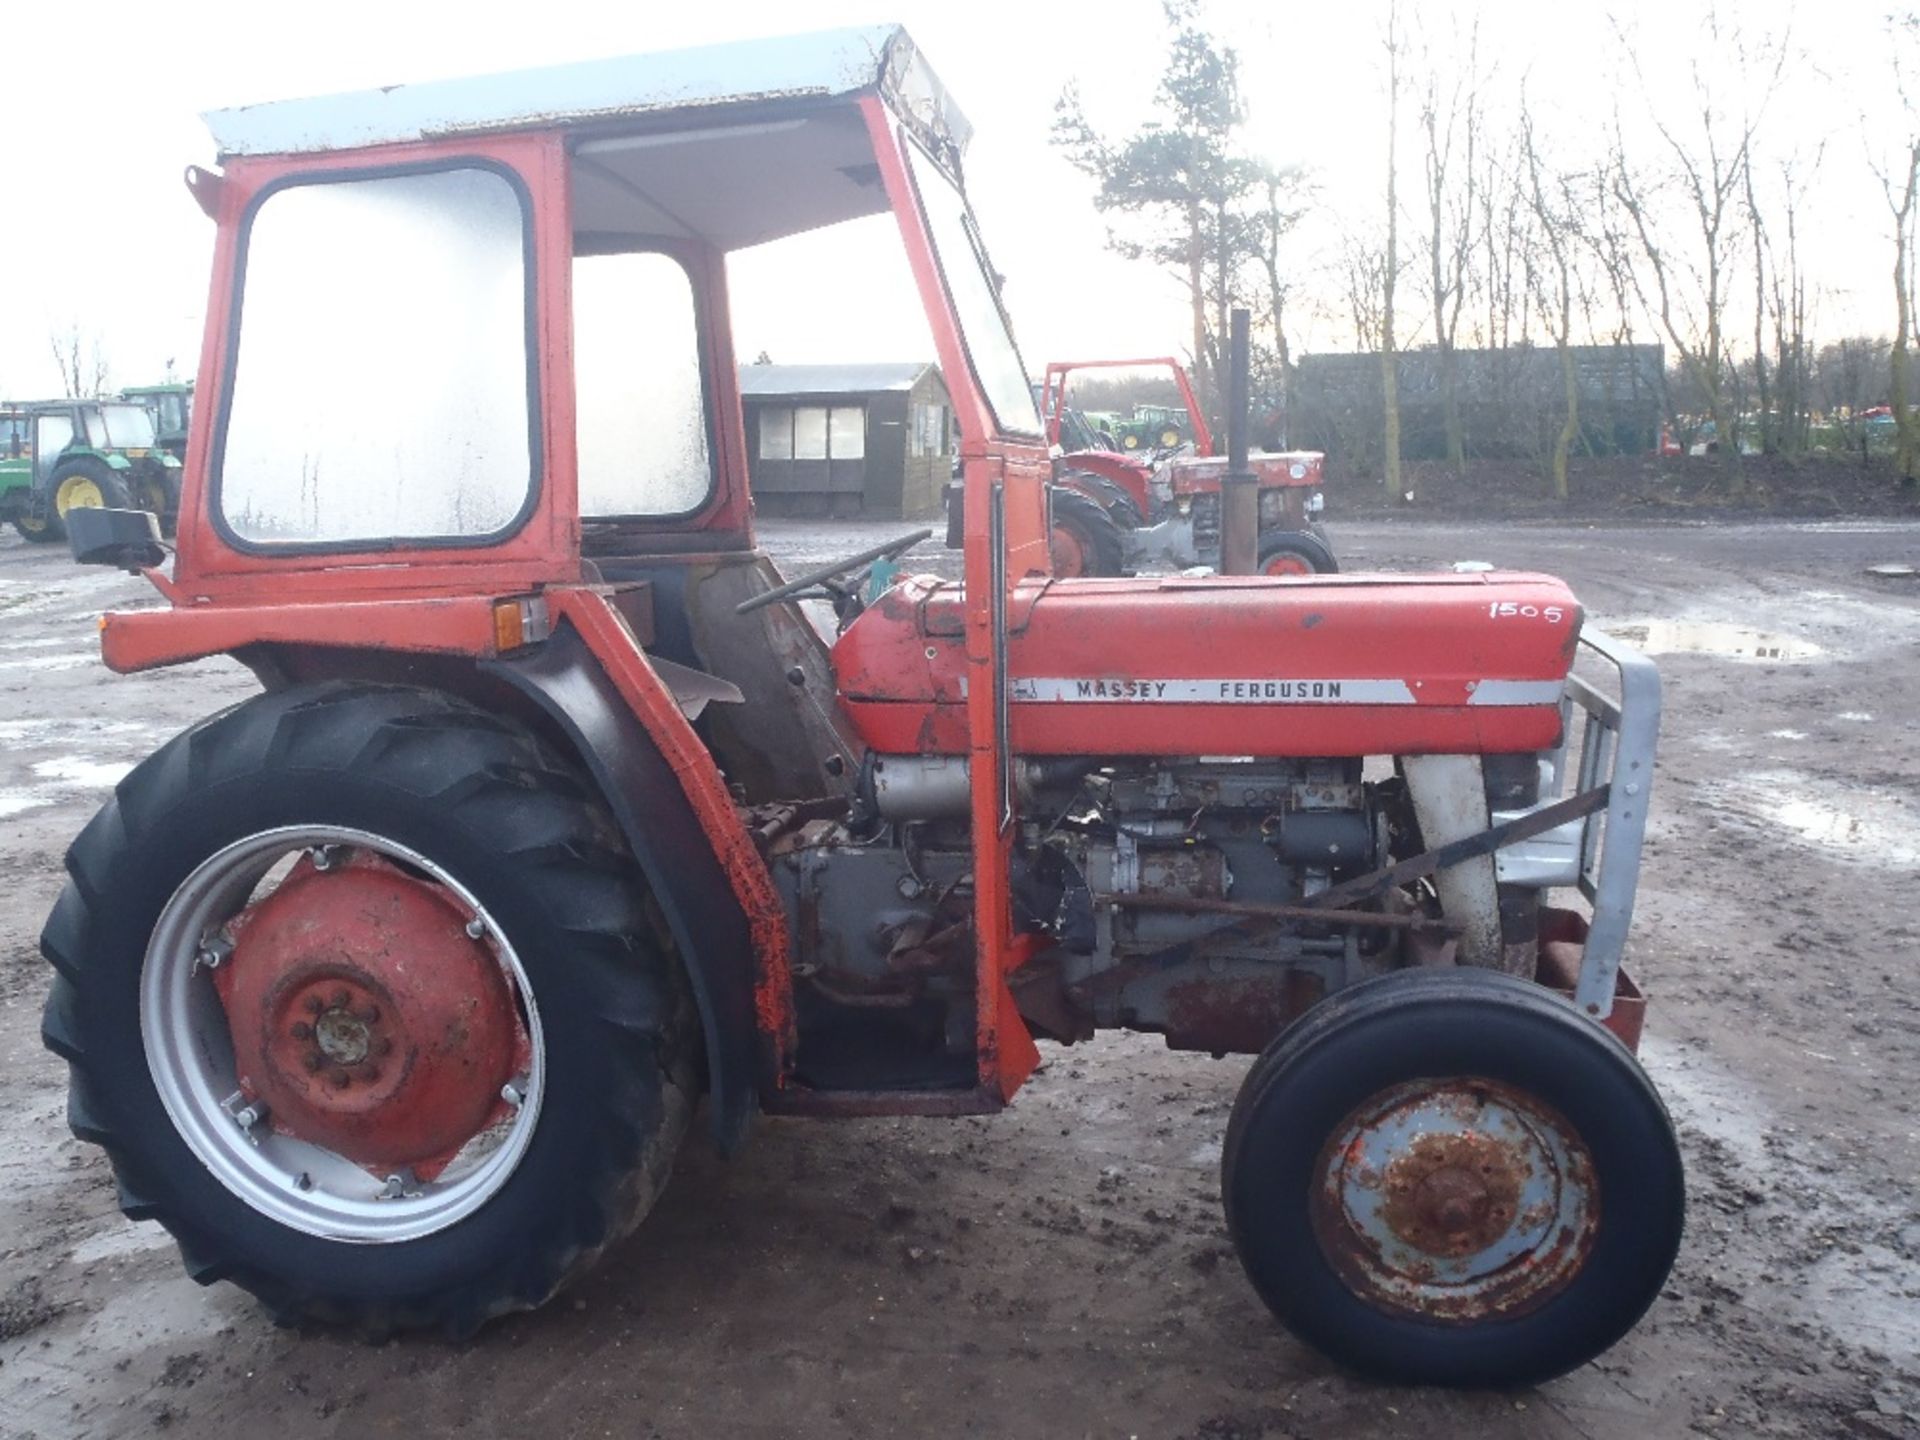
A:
[204, 24, 970, 161]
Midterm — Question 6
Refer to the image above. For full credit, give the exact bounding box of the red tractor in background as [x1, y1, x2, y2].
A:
[43, 25, 1681, 1390]
[1033, 356, 1334, 577]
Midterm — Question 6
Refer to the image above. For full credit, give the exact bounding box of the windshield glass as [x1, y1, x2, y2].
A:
[902, 138, 1040, 438]
[97, 404, 157, 448]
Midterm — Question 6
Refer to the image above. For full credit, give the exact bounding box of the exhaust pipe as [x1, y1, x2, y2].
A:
[1218, 306, 1258, 575]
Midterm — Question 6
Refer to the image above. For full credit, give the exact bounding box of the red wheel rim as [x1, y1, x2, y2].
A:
[1051, 522, 1092, 578]
[1263, 552, 1314, 577]
[211, 849, 531, 1180]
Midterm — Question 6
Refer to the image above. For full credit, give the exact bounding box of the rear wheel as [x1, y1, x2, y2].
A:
[1256, 529, 1339, 577]
[1048, 489, 1126, 577]
[52, 457, 133, 521]
[1158, 426, 1183, 448]
[131, 467, 180, 537]
[41, 683, 697, 1336]
[1121, 432, 1143, 450]
[1222, 968, 1683, 1387]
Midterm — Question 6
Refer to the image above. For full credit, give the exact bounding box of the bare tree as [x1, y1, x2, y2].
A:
[1380, 0, 1406, 500]
[1418, 18, 1483, 471]
[1608, 7, 1787, 486]
[1875, 13, 1920, 484]
[49, 323, 111, 399]
[1520, 102, 1579, 500]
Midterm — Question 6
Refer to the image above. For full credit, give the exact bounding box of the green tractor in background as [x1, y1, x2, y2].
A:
[0, 398, 182, 543]
[120, 381, 194, 462]
[1114, 402, 1191, 451]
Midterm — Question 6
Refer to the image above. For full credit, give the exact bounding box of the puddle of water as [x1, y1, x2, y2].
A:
[32, 758, 134, 789]
[0, 653, 96, 673]
[1611, 619, 1823, 661]
[1837, 712, 1874, 722]
[0, 793, 52, 819]
[1766, 729, 1807, 741]
[1730, 770, 1920, 869]
[1644, 1038, 1920, 1362]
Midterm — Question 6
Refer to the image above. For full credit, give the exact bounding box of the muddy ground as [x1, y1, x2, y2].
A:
[0, 516, 1917, 1440]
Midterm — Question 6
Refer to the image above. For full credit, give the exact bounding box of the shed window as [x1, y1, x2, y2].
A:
[757, 404, 866, 461]
[910, 403, 948, 458]
[829, 406, 866, 460]
[758, 408, 793, 460]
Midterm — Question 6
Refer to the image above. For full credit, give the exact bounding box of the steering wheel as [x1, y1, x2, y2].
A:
[734, 528, 932, 615]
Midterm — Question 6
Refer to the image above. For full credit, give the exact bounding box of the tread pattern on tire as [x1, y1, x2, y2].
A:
[41, 681, 698, 1338]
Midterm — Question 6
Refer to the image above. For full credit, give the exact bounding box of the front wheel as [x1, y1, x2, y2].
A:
[1222, 968, 1683, 1387]
[41, 683, 697, 1336]
[1256, 529, 1339, 577]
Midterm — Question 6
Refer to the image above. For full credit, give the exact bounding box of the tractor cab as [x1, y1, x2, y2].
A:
[47, 26, 1682, 1387]
[121, 382, 195, 462]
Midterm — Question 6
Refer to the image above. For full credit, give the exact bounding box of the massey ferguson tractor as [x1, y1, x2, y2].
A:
[1025, 356, 1334, 577]
[43, 26, 1682, 1389]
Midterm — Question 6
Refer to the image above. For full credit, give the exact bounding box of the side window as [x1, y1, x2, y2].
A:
[37, 414, 74, 459]
[793, 406, 828, 461]
[829, 406, 865, 460]
[218, 165, 535, 546]
[573, 251, 713, 517]
[758, 407, 794, 460]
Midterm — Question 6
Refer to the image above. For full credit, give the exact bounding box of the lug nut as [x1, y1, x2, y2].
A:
[304, 995, 325, 1015]
[358, 1005, 381, 1024]
[330, 988, 350, 1009]
[330, 1069, 351, 1090]
[290, 1021, 312, 1040]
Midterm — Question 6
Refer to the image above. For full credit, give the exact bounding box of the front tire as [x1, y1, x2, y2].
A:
[41, 683, 697, 1336]
[1256, 529, 1339, 576]
[1222, 968, 1683, 1388]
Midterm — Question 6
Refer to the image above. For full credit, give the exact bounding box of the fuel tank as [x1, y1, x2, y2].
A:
[833, 572, 1580, 758]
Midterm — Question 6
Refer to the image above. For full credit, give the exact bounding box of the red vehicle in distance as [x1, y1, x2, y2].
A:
[1036, 356, 1334, 578]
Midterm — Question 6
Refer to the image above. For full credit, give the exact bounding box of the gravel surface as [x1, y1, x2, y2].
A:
[0, 516, 1916, 1440]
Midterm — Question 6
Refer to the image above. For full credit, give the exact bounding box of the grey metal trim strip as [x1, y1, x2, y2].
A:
[1567, 625, 1662, 1018]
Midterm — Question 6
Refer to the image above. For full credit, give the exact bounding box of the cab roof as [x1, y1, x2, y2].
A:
[202, 24, 971, 163]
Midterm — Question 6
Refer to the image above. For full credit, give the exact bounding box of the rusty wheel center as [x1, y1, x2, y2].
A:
[1312, 1077, 1599, 1322]
[209, 848, 532, 1177]
[313, 1007, 373, 1066]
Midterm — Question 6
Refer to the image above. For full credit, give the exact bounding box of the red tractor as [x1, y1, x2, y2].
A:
[44, 26, 1680, 1388]
[1034, 356, 1333, 577]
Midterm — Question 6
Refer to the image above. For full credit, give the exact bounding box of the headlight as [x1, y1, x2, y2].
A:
[1307, 491, 1325, 514]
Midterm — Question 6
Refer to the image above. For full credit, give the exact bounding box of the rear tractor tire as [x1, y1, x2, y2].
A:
[52, 457, 134, 524]
[131, 467, 181, 537]
[1048, 488, 1127, 578]
[1222, 968, 1683, 1388]
[40, 683, 698, 1336]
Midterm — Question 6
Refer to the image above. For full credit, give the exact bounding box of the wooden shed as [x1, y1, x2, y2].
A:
[739, 362, 952, 518]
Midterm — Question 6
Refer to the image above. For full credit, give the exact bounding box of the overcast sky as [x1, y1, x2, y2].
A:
[1, 0, 1906, 399]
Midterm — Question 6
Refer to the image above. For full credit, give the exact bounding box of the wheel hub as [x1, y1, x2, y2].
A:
[211, 850, 529, 1177]
[1312, 1078, 1598, 1322]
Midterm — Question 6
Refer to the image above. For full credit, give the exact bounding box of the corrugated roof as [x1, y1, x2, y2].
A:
[737, 362, 934, 397]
